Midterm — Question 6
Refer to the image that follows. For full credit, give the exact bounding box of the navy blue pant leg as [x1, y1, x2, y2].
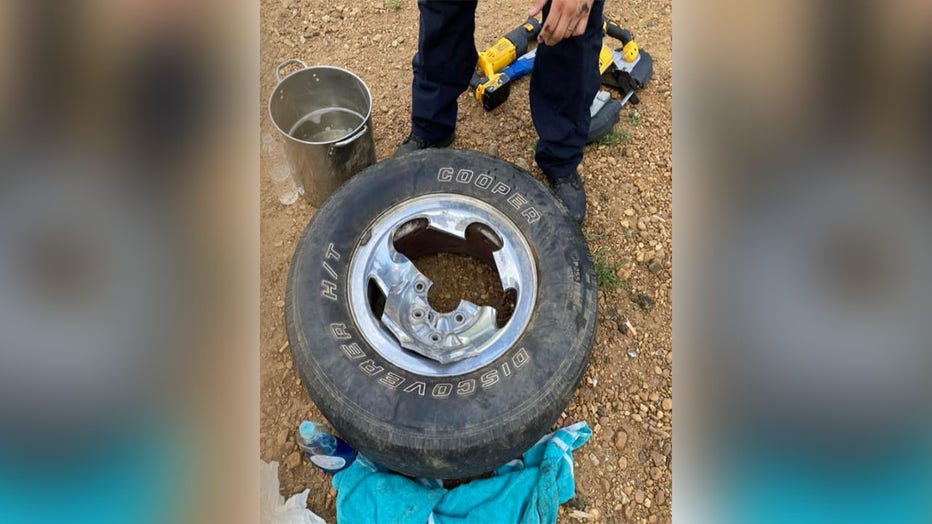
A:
[530, 0, 604, 181]
[411, 0, 478, 143]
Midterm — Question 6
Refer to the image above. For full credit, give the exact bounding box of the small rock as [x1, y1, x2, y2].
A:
[634, 489, 646, 504]
[284, 451, 302, 470]
[662, 398, 673, 411]
[589, 508, 601, 520]
[624, 208, 635, 217]
[276, 428, 290, 448]
[372, 33, 382, 42]
[391, 39, 399, 47]
[650, 466, 662, 480]
[655, 490, 666, 506]
[648, 259, 663, 273]
[322, 14, 331, 23]
[488, 143, 500, 157]
[276, 300, 286, 308]
[651, 451, 667, 467]
[618, 456, 628, 469]
[398, 36, 405, 43]
[567, 496, 587, 510]
[631, 293, 655, 311]
[614, 430, 628, 450]
[515, 157, 530, 171]
[589, 453, 600, 467]
[626, 348, 639, 358]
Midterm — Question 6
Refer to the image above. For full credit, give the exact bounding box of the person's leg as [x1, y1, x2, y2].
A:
[530, 0, 604, 181]
[408, 0, 478, 144]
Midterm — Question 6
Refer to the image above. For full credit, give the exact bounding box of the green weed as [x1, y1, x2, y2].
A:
[592, 247, 625, 290]
[596, 129, 631, 146]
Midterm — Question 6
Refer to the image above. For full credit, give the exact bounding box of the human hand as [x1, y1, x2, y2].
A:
[528, 0, 594, 46]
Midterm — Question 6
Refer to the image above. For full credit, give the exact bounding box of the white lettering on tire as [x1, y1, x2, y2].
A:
[432, 383, 453, 398]
[457, 379, 476, 396]
[436, 166, 541, 224]
[320, 244, 343, 301]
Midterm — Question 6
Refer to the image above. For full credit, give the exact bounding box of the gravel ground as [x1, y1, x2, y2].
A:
[260, 1, 672, 522]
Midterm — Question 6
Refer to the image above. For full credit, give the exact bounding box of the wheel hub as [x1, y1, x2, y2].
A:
[379, 261, 500, 363]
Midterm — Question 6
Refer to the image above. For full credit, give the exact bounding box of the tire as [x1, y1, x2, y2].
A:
[286, 149, 597, 478]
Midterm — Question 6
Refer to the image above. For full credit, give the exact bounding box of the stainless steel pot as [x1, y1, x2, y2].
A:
[269, 60, 376, 207]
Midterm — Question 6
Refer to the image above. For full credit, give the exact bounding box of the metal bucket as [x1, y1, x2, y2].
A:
[269, 60, 376, 207]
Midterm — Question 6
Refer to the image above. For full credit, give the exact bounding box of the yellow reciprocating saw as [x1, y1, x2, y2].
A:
[470, 17, 650, 113]
[472, 18, 542, 106]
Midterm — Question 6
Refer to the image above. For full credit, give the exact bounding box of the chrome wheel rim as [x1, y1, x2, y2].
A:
[347, 194, 538, 377]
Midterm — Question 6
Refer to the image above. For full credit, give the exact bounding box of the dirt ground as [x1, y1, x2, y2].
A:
[260, 0, 672, 522]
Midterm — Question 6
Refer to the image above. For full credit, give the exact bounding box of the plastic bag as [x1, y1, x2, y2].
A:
[260, 460, 326, 524]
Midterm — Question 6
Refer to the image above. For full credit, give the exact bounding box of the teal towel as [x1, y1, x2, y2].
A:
[332, 422, 591, 524]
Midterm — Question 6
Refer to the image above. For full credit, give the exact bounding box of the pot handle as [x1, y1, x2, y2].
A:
[276, 59, 308, 82]
[328, 125, 368, 156]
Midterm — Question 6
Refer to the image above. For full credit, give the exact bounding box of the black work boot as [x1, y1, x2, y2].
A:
[393, 132, 455, 158]
[550, 172, 587, 224]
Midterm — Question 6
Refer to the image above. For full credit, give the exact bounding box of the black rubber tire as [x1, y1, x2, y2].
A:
[286, 149, 597, 479]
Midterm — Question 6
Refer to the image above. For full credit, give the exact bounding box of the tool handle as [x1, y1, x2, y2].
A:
[328, 125, 368, 156]
[505, 18, 542, 55]
[501, 50, 536, 81]
[276, 59, 308, 83]
[604, 20, 632, 44]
